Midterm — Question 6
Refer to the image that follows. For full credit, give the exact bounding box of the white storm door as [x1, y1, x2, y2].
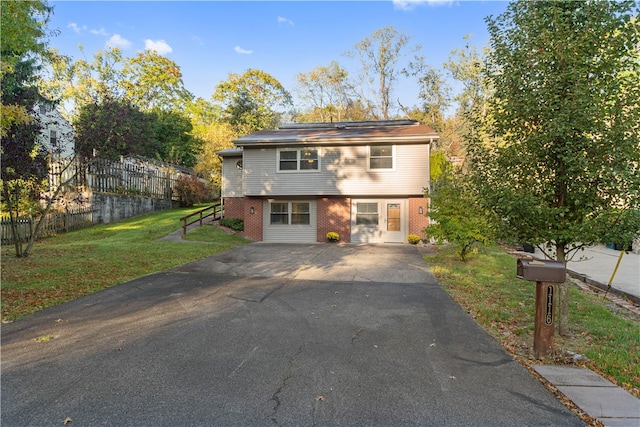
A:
[383, 200, 404, 243]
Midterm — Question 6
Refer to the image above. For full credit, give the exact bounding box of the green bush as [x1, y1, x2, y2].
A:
[407, 234, 421, 244]
[326, 231, 340, 242]
[425, 168, 494, 261]
[173, 175, 211, 207]
[220, 217, 244, 231]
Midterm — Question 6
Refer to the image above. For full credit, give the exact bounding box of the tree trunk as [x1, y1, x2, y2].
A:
[556, 243, 570, 336]
[9, 215, 24, 257]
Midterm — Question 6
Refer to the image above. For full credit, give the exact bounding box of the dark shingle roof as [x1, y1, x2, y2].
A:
[233, 120, 438, 148]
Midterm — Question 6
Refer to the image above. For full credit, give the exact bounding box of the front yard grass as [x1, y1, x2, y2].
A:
[1, 206, 250, 321]
[424, 243, 640, 398]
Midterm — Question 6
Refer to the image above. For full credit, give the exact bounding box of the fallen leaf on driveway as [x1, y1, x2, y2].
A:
[316, 395, 325, 401]
[62, 416, 72, 424]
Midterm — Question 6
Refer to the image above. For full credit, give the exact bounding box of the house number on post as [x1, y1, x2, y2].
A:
[545, 285, 554, 325]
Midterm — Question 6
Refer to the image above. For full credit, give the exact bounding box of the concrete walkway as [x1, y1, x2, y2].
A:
[533, 366, 640, 427]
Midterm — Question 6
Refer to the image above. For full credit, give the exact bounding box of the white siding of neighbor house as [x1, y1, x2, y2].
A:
[221, 156, 244, 198]
[242, 144, 430, 197]
[262, 199, 317, 243]
[37, 106, 75, 158]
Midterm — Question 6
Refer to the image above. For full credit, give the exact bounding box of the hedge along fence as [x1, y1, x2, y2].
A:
[1, 207, 93, 246]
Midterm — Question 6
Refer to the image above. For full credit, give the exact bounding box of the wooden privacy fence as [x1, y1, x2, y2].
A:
[48, 156, 191, 199]
[1, 208, 93, 245]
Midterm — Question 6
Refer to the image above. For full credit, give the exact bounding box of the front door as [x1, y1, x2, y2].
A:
[384, 201, 404, 243]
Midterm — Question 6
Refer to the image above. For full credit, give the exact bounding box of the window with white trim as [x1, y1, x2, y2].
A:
[369, 145, 394, 170]
[356, 202, 379, 226]
[277, 148, 319, 172]
[49, 130, 58, 149]
[270, 202, 311, 225]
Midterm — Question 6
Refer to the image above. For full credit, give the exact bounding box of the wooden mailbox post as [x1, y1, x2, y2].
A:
[516, 259, 567, 359]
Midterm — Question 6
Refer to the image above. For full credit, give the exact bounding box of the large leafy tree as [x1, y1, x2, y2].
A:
[49, 47, 126, 116]
[1, 0, 55, 257]
[74, 96, 159, 160]
[444, 35, 491, 120]
[43, 47, 201, 166]
[152, 110, 201, 167]
[121, 50, 194, 113]
[193, 121, 237, 191]
[473, 0, 640, 334]
[295, 61, 368, 122]
[346, 26, 418, 120]
[1, 0, 53, 134]
[403, 57, 451, 133]
[213, 69, 293, 135]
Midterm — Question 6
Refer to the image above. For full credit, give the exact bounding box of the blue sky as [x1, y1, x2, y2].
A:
[47, 0, 509, 113]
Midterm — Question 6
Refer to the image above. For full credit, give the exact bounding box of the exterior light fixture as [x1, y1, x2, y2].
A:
[418, 206, 424, 215]
[250, 206, 255, 214]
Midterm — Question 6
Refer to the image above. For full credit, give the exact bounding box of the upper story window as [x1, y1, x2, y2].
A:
[49, 130, 58, 148]
[277, 148, 319, 172]
[369, 145, 395, 170]
[39, 104, 52, 115]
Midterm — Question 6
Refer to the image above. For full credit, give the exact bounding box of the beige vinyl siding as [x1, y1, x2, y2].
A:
[262, 199, 317, 243]
[221, 156, 243, 198]
[243, 144, 430, 197]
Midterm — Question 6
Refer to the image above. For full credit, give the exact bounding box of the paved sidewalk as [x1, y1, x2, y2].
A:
[530, 245, 639, 304]
[565, 246, 639, 302]
[533, 366, 640, 427]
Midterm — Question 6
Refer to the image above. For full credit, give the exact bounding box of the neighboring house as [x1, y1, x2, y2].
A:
[35, 103, 74, 158]
[219, 120, 438, 243]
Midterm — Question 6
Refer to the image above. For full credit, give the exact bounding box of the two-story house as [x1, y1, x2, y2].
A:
[219, 120, 438, 243]
[35, 103, 74, 158]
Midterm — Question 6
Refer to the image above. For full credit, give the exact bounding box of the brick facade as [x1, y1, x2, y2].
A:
[225, 196, 425, 243]
[242, 197, 263, 241]
[317, 197, 351, 243]
[224, 196, 263, 241]
[222, 197, 245, 220]
[408, 197, 430, 240]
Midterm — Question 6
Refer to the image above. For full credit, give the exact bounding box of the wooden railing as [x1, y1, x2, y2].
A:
[179, 203, 223, 235]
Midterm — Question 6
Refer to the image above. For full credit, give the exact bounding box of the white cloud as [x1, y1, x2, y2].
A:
[67, 22, 87, 34]
[106, 34, 131, 49]
[145, 39, 173, 55]
[277, 16, 294, 26]
[392, 0, 453, 10]
[90, 27, 110, 37]
[234, 45, 253, 55]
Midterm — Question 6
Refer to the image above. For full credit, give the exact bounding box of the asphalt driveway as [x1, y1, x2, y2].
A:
[1, 243, 582, 426]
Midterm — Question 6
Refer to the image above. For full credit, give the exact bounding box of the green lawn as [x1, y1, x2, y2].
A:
[1, 206, 249, 321]
[425, 243, 640, 397]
